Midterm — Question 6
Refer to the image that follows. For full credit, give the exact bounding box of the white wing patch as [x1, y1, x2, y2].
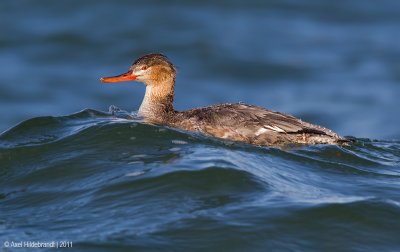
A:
[255, 125, 286, 136]
[255, 127, 269, 136]
[265, 125, 286, 133]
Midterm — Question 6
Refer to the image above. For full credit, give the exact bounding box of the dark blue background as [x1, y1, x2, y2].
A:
[1, 0, 399, 138]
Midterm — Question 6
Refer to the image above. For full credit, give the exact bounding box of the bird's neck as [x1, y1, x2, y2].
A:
[138, 79, 175, 120]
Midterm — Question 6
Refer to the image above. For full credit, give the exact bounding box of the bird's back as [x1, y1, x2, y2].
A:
[170, 103, 349, 146]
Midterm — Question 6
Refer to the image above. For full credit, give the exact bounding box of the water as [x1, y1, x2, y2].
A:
[1, 0, 400, 251]
[1, 109, 400, 251]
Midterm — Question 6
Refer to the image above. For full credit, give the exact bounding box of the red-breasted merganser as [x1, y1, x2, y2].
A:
[100, 53, 350, 146]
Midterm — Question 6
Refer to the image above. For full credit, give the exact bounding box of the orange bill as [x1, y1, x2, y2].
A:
[100, 70, 136, 83]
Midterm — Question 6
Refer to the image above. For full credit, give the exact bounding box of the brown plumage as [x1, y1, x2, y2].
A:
[100, 53, 351, 146]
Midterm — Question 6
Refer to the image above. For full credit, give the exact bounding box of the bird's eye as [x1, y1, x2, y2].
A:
[141, 66, 147, 71]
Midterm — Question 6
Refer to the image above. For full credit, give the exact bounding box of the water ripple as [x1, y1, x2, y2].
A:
[0, 109, 399, 251]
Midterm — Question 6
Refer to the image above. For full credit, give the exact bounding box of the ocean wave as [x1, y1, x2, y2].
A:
[1, 109, 400, 250]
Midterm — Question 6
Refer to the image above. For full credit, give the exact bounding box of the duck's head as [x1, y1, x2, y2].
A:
[100, 53, 176, 86]
[100, 53, 177, 117]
